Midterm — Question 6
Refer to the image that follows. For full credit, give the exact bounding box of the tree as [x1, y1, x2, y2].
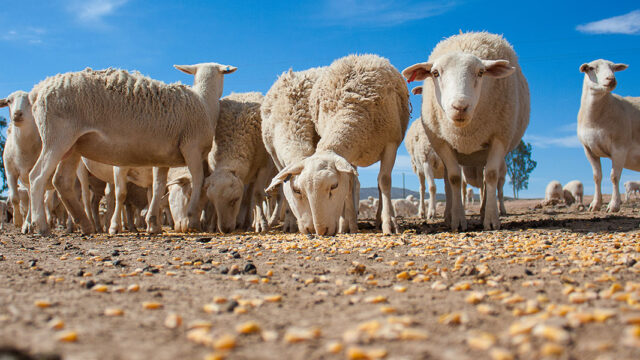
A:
[0, 116, 7, 193]
[505, 140, 536, 199]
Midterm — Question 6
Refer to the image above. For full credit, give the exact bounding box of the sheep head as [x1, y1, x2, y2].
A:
[580, 59, 627, 93]
[403, 52, 515, 128]
[174, 63, 237, 100]
[206, 169, 243, 233]
[0, 91, 32, 125]
[266, 151, 357, 236]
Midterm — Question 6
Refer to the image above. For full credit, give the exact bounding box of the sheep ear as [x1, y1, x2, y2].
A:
[482, 60, 515, 78]
[411, 86, 423, 95]
[579, 63, 592, 73]
[402, 62, 432, 83]
[613, 63, 628, 72]
[0, 99, 7, 108]
[334, 156, 358, 176]
[266, 162, 304, 193]
[174, 64, 197, 75]
[219, 65, 237, 74]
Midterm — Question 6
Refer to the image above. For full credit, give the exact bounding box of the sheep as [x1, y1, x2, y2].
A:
[26, 63, 236, 235]
[267, 54, 410, 235]
[461, 164, 508, 216]
[358, 199, 375, 219]
[624, 181, 640, 202]
[545, 180, 563, 204]
[563, 180, 584, 205]
[392, 198, 418, 218]
[466, 187, 474, 206]
[577, 59, 640, 213]
[403, 31, 529, 230]
[261, 67, 325, 234]
[405, 118, 445, 219]
[205, 92, 275, 233]
[0, 200, 8, 230]
[82, 158, 153, 233]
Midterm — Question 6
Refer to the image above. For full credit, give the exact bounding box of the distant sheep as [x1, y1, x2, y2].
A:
[466, 187, 474, 206]
[577, 59, 640, 212]
[403, 31, 529, 230]
[563, 180, 584, 206]
[392, 198, 418, 218]
[267, 54, 410, 235]
[545, 180, 563, 204]
[624, 181, 640, 202]
[26, 63, 236, 235]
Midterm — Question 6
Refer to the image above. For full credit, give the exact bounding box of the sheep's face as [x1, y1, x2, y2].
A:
[580, 59, 628, 93]
[402, 53, 515, 128]
[168, 180, 191, 232]
[0, 91, 32, 125]
[267, 152, 358, 236]
[207, 171, 243, 233]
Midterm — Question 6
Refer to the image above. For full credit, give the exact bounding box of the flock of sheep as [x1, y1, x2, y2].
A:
[1, 31, 638, 237]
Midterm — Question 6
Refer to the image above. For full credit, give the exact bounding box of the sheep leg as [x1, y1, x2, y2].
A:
[583, 147, 602, 211]
[124, 204, 137, 232]
[104, 183, 116, 230]
[6, 170, 23, 228]
[339, 174, 358, 233]
[498, 170, 507, 216]
[52, 151, 94, 234]
[268, 186, 283, 227]
[44, 190, 54, 227]
[145, 167, 168, 234]
[253, 166, 272, 232]
[607, 153, 625, 213]
[438, 146, 466, 231]
[443, 167, 451, 227]
[282, 201, 298, 233]
[375, 185, 383, 228]
[90, 190, 103, 232]
[417, 167, 426, 219]
[109, 167, 129, 235]
[425, 163, 437, 219]
[482, 141, 506, 230]
[76, 164, 94, 231]
[378, 143, 399, 234]
[182, 152, 204, 232]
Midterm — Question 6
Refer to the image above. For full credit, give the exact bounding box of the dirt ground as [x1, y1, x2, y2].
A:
[1, 196, 640, 360]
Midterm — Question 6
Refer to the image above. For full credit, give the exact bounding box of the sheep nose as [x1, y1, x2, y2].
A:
[451, 101, 469, 112]
[316, 226, 328, 235]
[13, 110, 23, 119]
[304, 226, 314, 234]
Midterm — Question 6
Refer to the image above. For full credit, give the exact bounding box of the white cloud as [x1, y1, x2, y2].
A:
[321, 0, 457, 27]
[1, 27, 46, 44]
[576, 10, 640, 35]
[67, 0, 129, 26]
[523, 134, 582, 149]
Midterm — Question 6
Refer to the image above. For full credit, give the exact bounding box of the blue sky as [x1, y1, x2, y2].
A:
[1, 1, 639, 198]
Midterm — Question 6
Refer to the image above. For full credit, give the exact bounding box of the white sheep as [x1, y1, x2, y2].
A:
[392, 198, 418, 218]
[545, 180, 563, 204]
[27, 63, 236, 235]
[624, 181, 640, 202]
[261, 67, 325, 234]
[205, 92, 275, 233]
[267, 54, 410, 235]
[577, 59, 640, 212]
[405, 118, 445, 219]
[465, 187, 474, 206]
[403, 31, 529, 230]
[358, 199, 375, 219]
[563, 180, 584, 205]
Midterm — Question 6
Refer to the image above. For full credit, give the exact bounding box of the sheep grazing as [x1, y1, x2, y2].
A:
[205, 92, 275, 233]
[261, 67, 325, 234]
[563, 180, 584, 206]
[26, 63, 236, 235]
[266, 54, 410, 235]
[545, 180, 563, 204]
[466, 187, 474, 206]
[577, 59, 640, 213]
[403, 32, 529, 230]
[405, 118, 445, 219]
[624, 181, 640, 202]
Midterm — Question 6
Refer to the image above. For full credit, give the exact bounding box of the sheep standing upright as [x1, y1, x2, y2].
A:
[624, 181, 640, 202]
[403, 32, 529, 230]
[577, 59, 640, 212]
[405, 118, 444, 219]
[267, 55, 410, 235]
[26, 63, 236, 235]
[206, 92, 275, 233]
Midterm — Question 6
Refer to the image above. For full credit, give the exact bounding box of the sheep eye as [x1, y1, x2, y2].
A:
[478, 70, 484, 77]
[330, 183, 338, 190]
[432, 70, 440, 78]
[292, 186, 301, 195]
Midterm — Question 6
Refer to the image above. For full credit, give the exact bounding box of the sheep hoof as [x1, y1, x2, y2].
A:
[108, 226, 119, 235]
[606, 202, 621, 213]
[450, 216, 467, 232]
[588, 201, 601, 212]
[32, 222, 49, 236]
